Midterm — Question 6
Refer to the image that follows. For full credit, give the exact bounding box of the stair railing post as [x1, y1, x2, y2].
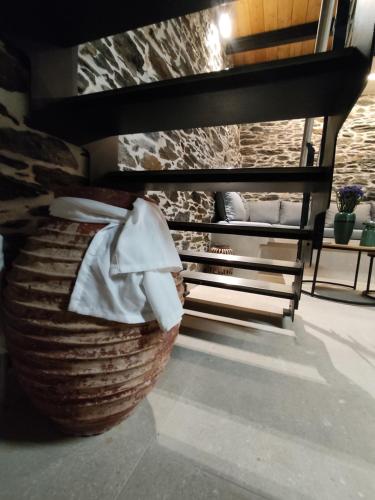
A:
[298, 0, 337, 265]
[299, 0, 337, 168]
[310, 115, 344, 251]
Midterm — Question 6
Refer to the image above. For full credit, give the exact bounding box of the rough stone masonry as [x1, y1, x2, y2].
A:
[78, 8, 241, 253]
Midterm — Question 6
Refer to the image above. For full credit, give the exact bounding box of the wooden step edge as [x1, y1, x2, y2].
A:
[179, 251, 303, 275]
[182, 304, 295, 338]
[169, 221, 314, 240]
[182, 271, 297, 300]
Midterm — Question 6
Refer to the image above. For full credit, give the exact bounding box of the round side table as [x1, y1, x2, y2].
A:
[302, 242, 375, 305]
[362, 251, 375, 300]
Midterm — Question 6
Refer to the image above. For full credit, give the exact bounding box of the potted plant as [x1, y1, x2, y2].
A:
[334, 185, 364, 244]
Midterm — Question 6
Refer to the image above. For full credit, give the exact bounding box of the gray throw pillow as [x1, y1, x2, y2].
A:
[280, 201, 302, 225]
[219, 192, 247, 221]
[324, 204, 337, 227]
[215, 192, 227, 221]
[248, 200, 280, 224]
[354, 203, 372, 229]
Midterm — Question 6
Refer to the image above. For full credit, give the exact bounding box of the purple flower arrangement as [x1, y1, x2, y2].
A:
[336, 185, 364, 213]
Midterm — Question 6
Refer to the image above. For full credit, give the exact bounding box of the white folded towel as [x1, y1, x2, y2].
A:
[50, 197, 183, 332]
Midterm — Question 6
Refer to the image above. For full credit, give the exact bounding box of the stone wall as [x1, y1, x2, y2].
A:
[118, 127, 240, 251]
[334, 95, 375, 199]
[240, 95, 375, 202]
[79, 8, 241, 252]
[78, 10, 228, 93]
[79, 6, 375, 224]
[0, 40, 88, 263]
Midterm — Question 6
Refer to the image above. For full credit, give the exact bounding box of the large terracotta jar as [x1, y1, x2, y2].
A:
[2, 188, 184, 436]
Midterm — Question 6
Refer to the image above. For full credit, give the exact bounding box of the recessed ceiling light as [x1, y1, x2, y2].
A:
[368, 73, 375, 81]
[218, 12, 232, 39]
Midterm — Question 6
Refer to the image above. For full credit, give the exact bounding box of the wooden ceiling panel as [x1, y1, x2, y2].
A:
[263, 0, 279, 61]
[289, 0, 309, 57]
[301, 0, 323, 53]
[232, 0, 254, 65]
[230, 0, 329, 66]
[248, 0, 267, 62]
[277, 0, 294, 60]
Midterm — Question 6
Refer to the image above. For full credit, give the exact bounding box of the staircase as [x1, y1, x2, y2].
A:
[30, 48, 366, 144]
[6, 0, 374, 320]
[179, 250, 304, 318]
[0, 0, 234, 46]
[178, 251, 303, 276]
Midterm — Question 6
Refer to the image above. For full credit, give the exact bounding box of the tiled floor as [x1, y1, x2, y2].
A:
[1, 291, 375, 500]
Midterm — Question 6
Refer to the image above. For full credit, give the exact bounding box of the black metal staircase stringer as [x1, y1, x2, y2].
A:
[296, 142, 315, 262]
[303, 112, 348, 267]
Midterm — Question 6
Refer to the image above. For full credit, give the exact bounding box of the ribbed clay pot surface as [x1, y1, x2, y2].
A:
[2, 189, 184, 436]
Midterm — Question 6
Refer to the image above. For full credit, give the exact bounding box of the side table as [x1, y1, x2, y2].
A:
[363, 251, 375, 300]
[302, 242, 375, 305]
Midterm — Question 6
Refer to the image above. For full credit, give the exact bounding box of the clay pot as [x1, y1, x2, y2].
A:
[206, 245, 234, 275]
[2, 188, 184, 436]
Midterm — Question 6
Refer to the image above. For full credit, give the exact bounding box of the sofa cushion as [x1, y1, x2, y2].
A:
[228, 221, 272, 227]
[215, 221, 272, 228]
[272, 224, 301, 229]
[324, 227, 362, 240]
[324, 202, 371, 228]
[215, 192, 247, 221]
[280, 201, 302, 225]
[323, 227, 334, 238]
[248, 200, 280, 224]
[324, 204, 337, 227]
[354, 203, 372, 229]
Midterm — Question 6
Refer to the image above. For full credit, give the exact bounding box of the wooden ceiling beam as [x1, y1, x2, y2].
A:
[226, 20, 334, 54]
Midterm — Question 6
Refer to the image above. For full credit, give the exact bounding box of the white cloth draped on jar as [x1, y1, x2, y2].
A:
[50, 197, 183, 332]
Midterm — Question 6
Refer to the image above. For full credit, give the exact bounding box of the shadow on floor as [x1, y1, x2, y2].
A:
[172, 314, 375, 465]
[303, 318, 375, 362]
[0, 357, 69, 443]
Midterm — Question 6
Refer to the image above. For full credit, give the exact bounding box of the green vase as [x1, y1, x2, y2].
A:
[360, 221, 375, 246]
[334, 212, 356, 244]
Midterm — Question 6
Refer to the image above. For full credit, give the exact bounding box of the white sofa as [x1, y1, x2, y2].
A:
[212, 194, 375, 282]
[214, 194, 375, 241]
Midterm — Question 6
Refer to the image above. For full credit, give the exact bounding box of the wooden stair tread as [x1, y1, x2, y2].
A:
[169, 221, 313, 240]
[99, 167, 333, 193]
[30, 48, 367, 144]
[182, 271, 296, 300]
[179, 250, 302, 275]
